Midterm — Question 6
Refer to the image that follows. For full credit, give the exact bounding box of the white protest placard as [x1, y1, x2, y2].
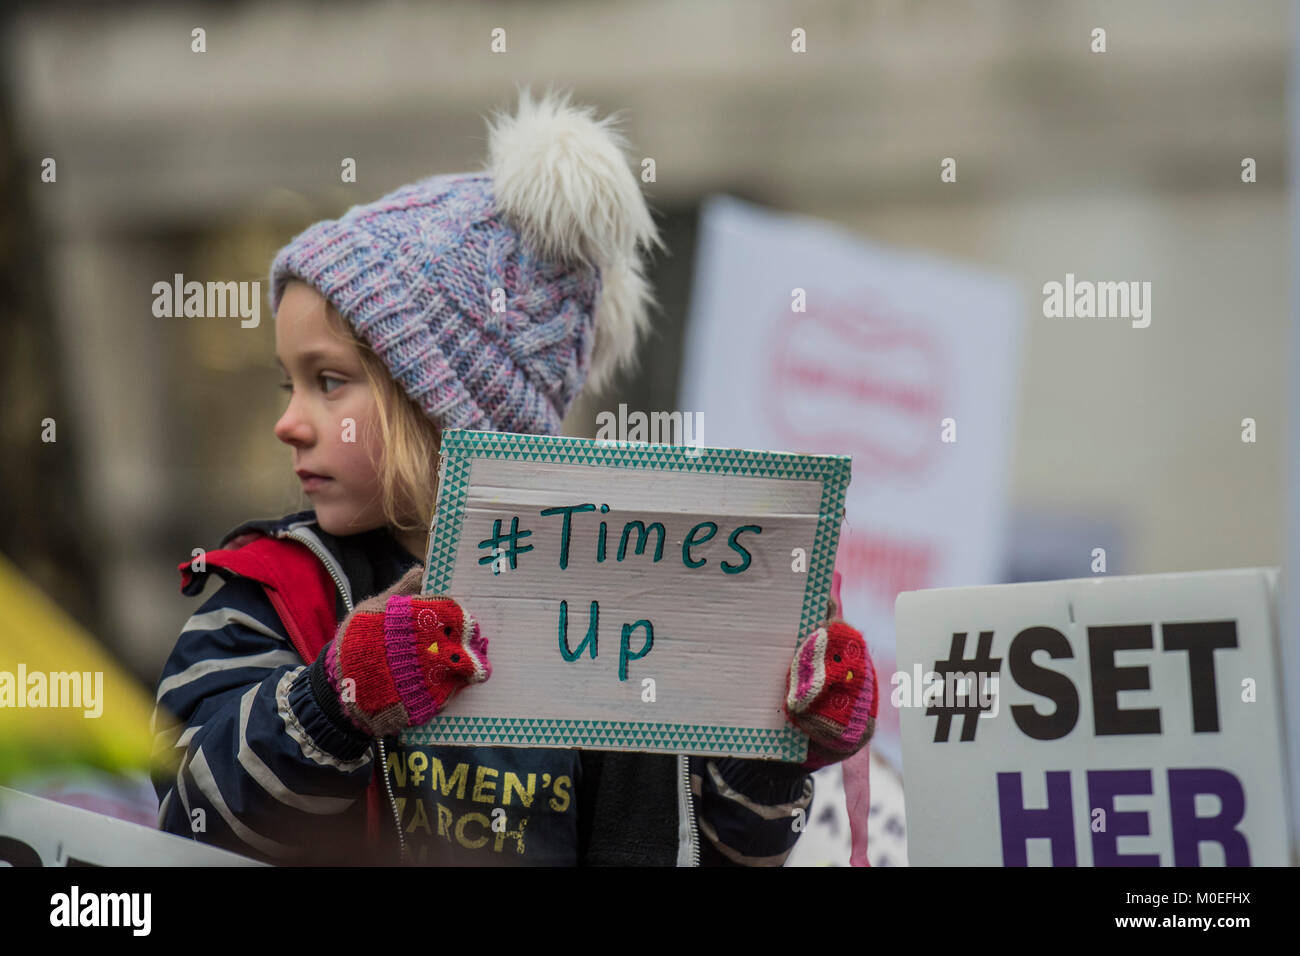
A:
[403, 429, 850, 760]
[1285, 11, 1300, 861]
[895, 568, 1292, 866]
[0, 785, 263, 866]
[678, 194, 1022, 770]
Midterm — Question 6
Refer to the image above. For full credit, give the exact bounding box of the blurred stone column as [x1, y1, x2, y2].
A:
[0, 57, 98, 642]
[45, 238, 174, 678]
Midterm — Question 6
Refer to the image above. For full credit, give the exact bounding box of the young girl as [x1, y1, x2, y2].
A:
[150, 87, 878, 865]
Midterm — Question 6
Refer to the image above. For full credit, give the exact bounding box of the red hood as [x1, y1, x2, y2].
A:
[177, 531, 341, 664]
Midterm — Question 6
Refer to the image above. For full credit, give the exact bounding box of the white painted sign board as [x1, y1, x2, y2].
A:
[406, 429, 850, 761]
[896, 568, 1291, 866]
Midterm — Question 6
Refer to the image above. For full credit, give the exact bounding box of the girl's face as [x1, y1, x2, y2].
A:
[273, 282, 388, 538]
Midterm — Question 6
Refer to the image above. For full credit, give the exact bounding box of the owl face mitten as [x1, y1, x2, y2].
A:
[323, 567, 491, 739]
[784, 620, 878, 770]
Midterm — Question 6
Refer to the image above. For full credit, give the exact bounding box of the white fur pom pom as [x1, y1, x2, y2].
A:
[485, 86, 664, 393]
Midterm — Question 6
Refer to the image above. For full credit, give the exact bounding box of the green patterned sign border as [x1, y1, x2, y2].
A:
[408, 428, 852, 760]
[404, 717, 802, 759]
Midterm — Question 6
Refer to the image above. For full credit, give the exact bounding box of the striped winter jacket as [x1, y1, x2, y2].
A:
[151, 509, 815, 866]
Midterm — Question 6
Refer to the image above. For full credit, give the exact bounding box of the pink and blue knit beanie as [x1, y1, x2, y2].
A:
[269, 86, 663, 435]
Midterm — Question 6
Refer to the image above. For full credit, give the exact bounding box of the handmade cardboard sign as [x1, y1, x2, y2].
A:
[403, 429, 851, 761]
[895, 568, 1292, 866]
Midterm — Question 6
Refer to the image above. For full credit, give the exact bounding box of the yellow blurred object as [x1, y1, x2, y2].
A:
[0, 550, 156, 781]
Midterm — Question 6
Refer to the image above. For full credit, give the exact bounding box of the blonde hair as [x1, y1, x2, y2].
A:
[320, 298, 443, 535]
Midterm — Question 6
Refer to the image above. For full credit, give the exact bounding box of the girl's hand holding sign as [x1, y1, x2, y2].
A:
[784, 569, 878, 769]
[324, 566, 492, 739]
[784, 618, 878, 769]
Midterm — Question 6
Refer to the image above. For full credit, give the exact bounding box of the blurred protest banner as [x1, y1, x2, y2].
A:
[0, 552, 154, 783]
[401, 429, 850, 760]
[1284, 11, 1300, 865]
[896, 568, 1291, 865]
[678, 194, 1023, 771]
[0, 785, 261, 866]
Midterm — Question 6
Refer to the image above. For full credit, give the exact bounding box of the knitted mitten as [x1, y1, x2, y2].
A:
[784, 620, 878, 770]
[323, 566, 491, 738]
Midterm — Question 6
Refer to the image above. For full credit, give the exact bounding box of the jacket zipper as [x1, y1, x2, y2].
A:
[280, 527, 409, 864]
[678, 754, 700, 866]
[375, 738, 405, 863]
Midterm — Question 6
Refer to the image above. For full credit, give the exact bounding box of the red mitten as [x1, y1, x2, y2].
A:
[784, 620, 878, 770]
[323, 566, 491, 738]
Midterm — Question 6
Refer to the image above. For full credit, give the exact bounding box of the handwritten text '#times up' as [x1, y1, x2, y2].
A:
[477, 505, 767, 683]
[478, 505, 764, 575]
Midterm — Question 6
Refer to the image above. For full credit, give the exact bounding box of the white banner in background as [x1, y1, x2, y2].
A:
[679, 195, 1023, 770]
[1284, 4, 1300, 862]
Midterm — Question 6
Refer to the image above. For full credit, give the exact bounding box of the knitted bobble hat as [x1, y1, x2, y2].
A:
[269, 86, 664, 435]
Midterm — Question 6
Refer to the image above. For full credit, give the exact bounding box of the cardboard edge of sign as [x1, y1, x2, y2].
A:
[894, 566, 1282, 615]
[405, 428, 854, 759]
